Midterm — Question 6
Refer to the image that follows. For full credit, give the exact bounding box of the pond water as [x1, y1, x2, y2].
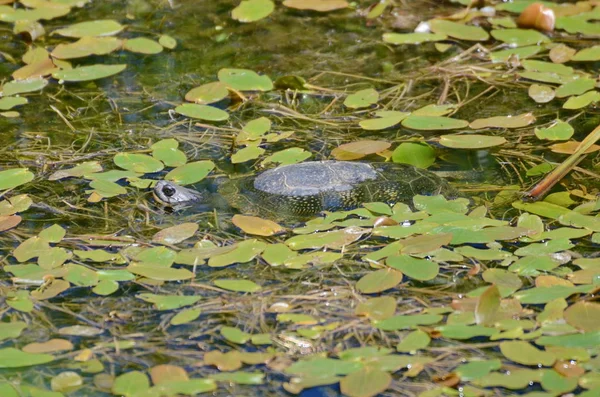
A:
[1, 0, 600, 396]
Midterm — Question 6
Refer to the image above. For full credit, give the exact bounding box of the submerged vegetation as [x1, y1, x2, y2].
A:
[1, 0, 600, 396]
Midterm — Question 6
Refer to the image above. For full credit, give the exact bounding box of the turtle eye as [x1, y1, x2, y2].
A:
[162, 185, 176, 197]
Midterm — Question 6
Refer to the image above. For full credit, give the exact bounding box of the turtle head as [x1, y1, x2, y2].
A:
[153, 181, 202, 205]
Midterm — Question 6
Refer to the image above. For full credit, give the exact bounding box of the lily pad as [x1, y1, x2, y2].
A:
[185, 82, 229, 105]
[53, 19, 124, 37]
[53, 64, 127, 82]
[490, 28, 550, 47]
[402, 115, 469, 130]
[383, 32, 447, 44]
[282, 0, 348, 12]
[232, 0, 274, 23]
[175, 104, 229, 121]
[391, 142, 435, 168]
[429, 19, 489, 41]
[344, 88, 379, 109]
[0, 168, 34, 190]
[124, 38, 163, 54]
[439, 134, 507, 149]
[165, 161, 215, 185]
[218, 68, 273, 91]
[114, 153, 163, 173]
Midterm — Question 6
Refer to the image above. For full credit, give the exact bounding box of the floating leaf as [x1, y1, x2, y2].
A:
[332, 140, 390, 160]
[340, 368, 391, 397]
[185, 82, 229, 104]
[550, 140, 600, 154]
[51, 37, 122, 59]
[152, 223, 198, 245]
[490, 45, 542, 62]
[0, 168, 34, 190]
[534, 121, 573, 141]
[151, 139, 187, 167]
[429, 20, 489, 41]
[282, 0, 348, 12]
[165, 161, 215, 185]
[214, 279, 261, 293]
[158, 34, 177, 49]
[564, 301, 600, 332]
[53, 20, 124, 37]
[232, 215, 284, 236]
[383, 32, 447, 44]
[359, 111, 409, 130]
[491, 28, 550, 46]
[528, 84, 555, 103]
[1, 77, 48, 96]
[232, 0, 274, 22]
[49, 161, 102, 181]
[175, 104, 229, 121]
[123, 37, 163, 54]
[0, 96, 27, 110]
[218, 68, 273, 91]
[563, 91, 600, 110]
[356, 269, 403, 294]
[137, 293, 201, 310]
[0, 348, 54, 368]
[391, 142, 435, 168]
[261, 147, 311, 166]
[53, 64, 127, 82]
[402, 115, 469, 130]
[470, 113, 535, 129]
[114, 153, 163, 173]
[375, 313, 442, 331]
[439, 134, 506, 149]
[500, 341, 556, 366]
[555, 79, 596, 98]
[572, 45, 600, 61]
[231, 146, 265, 163]
[112, 371, 150, 397]
[386, 255, 438, 281]
[344, 88, 379, 109]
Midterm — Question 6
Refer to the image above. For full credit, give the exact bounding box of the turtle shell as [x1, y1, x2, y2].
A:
[218, 161, 458, 219]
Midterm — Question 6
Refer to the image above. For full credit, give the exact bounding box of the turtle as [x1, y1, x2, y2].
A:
[153, 161, 458, 219]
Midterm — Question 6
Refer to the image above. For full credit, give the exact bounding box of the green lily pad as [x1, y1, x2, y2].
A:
[528, 84, 555, 104]
[124, 38, 163, 54]
[429, 20, 489, 41]
[470, 113, 535, 129]
[572, 46, 600, 61]
[114, 153, 164, 173]
[0, 168, 34, 190]
[490, 46, 542, 62]
[491, 28, 550, 47]
[382, 32, 447, 44]
[158, 34, 177, 49]
[51, 37, 123, 59]
[0, 96, 27, 110]
[165, 160, 215, 185]
[391, 142, 435, 168]
[262, 147, 311, 166]
[0, 348, 54, 368]
[439, 134, 507, 149]
[359, 111, 409, 130]
[344, 88, 379, 109]
[214, 279, 261, 293]
[402, 115, 469, 130]
[175, 103, 229, 121]
[185, 82, 229, 105]
[218, 68, 273, 91]
[53, 19, 124, 37]
[555, 79, 596, 98]
[231, 146, 265, 163]
[53, 64, 127, 82]
[232, 0, 275, 23]
[387, 255, 439, 281]
[1, 78, 48, 96]
[534, 121, 573, 141]
[563, 91, 600, 110]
